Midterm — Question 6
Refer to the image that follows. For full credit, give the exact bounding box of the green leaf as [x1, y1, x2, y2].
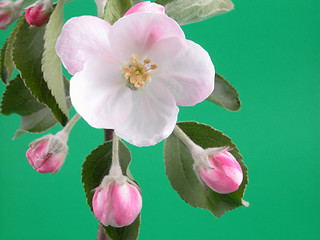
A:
[206, 73, 241, 111]
[132, 0, 144, 4]
[12, 16, 68, 126]
[13, 107, 59, 139]
[1, 75, 44, 116]
[104, 0, 132, 24]
[41, 0, 69, 122]
[95, 0, 108, 18]
[0, 18, 21, 84]
[0, 75, 71, 138]
[82, 141, 141, 240]
[164, 121, 248, 218]
[23, 0, 38, 7]
[0, 40, 9, 84]
[155, 0, 234, 25]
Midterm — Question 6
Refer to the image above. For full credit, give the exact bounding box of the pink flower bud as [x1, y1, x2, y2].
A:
[25, 0, 53, 27]
[0, 0, 24, 29]
[92, 180, 142, 227]
[26, 133, 68, 174]
[124, 1, 165, 16]
[199, 150, 243, 194]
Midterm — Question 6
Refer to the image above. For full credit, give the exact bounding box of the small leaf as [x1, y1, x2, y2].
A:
[82, 141, 141, 240]
[42, 0, 69, 122]
[164, 121, 248, 218]
[13, 107, 59, 139]
[132, 0, 144, 4]
[1, 75, 44, 116]
[0, 40, 9, 84]
[206, 73, 241, 111]
[104, 0, 132, 24]
[156, 0, 234, 25]
[0, 18, 21, 84]
[95, 0, 108, 18]
[12, 16, 68, 126]
[0, 75, 71, 138]
[23, 0, 38, 7]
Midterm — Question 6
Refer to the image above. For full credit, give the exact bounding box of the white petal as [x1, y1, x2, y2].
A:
[149, 37, 215, 106]
[70, 61, 132, 129]
[115, 81, 178, 147]
[56, 16, 112, 75]
[109, 12, 185, 62]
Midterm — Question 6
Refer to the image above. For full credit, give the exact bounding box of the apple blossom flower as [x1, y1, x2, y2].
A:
[198, 149, 243, 194]
[26, 132, 68, 174]
[0, 0, 25, 29]
[124, 1, 165, 16]
[56, 11, 215, 146]
[93, 179, 142, 227]
[25, 0, 53, 27]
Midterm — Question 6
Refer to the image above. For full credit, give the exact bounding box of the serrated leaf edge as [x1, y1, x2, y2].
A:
[164, 121, 248, 217]
[41, 0, 69, 120]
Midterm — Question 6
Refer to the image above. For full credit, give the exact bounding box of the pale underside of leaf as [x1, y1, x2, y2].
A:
[42, 0, 69, 121]
[157, 0, 234, 25]
[95, 0, 108, 18]
[206, 73, 241, 111]
[1, 18, 21, 83]
[12, 16, 68, 126]
[14, 107, 58, 139]
[104, 0, 132, 24]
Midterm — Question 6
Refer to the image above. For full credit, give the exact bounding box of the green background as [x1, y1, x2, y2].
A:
[1, 0, 319, 239]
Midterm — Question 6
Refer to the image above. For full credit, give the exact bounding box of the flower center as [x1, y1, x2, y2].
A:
[122, 53, 158, 89]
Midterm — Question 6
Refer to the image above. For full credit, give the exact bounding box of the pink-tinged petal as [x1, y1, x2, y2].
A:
[124, 1, 165, 16]
[149, 37, 215, 106]
[200, 151, 243, 194]
[200, 167, 240, 194]
[70, 61, 133, 129]
[109, 12, 184, 61]
[34, 139, 49, 157]
[25, 1, 52, 27]
[113, 183, 142, 227]
[210, 152, 243, 185]
[93, 185, 113, 227]
[0, 10, 11, 29]
[37, 153, 65, 174]
[115, 81, 178, 147]
[26, 139, 49, 169]
[26, 134, 68, 174]
[56, 16, 112, 75]
[26, 148, 37, 169]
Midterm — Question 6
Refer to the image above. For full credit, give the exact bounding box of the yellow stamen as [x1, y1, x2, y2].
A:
[122, 53, 158, 89]
[143, 58, 151, 64]
[150, 64, 158, 70]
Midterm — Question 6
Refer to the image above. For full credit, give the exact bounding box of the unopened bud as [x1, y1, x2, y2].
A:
[198, 149, 243, 194]
[124, 1, 165, 16]
[0, 0, 24, 30]
[25, 0, 52, 27]
[92, 177, 142, 227]
[26, 132, 68, 174]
